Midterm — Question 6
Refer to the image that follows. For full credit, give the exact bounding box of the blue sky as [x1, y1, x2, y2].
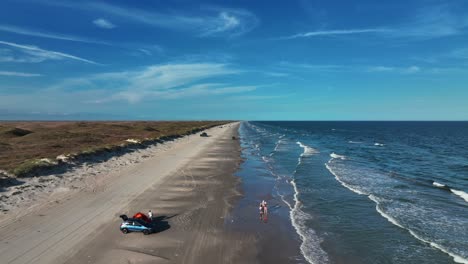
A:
[0, 0, 467, 120]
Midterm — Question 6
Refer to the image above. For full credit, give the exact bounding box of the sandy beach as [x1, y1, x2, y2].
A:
[0, 122, 262, 264]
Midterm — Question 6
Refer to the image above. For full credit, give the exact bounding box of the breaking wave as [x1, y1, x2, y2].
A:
[451, 189, 468, 203]
[432, 181, 468, 203]
[288, 179, 329, 264]
[297, 142, 319, 156]
[330, 152, 346, 160]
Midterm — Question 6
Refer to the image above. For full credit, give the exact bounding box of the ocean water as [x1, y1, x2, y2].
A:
[238, 121, 468, 264]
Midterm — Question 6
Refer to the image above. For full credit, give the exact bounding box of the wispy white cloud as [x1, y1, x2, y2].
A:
[367, 65, 421, 74]
[0, 24, 107, 44]
[37, 1, 258, 37]
[136, 45, 164, 56]
[138, 49, 152, 56]
[0, 40, 99, 64]
[204, 12, 241, 35]
[93, 18, 116, 29]
[412, 47, 468, 64]
[49, 62, 256, 103]
[282, 28, 388, 39]
[367, 66, 395, 72]
[390, 5, 468, 39]
[135, 83, 258, 100]
[0, 71, 42, 77]
[280, 62, 426, 74]
[198, 8, 258, 37]
[283, 6, 468, 41]
[264, 72, 289, 77]
[229, 94, 285, 101]
[448, 48, 468, 60]
[404, 66, 421, 74]
[278, 62, 347, 72]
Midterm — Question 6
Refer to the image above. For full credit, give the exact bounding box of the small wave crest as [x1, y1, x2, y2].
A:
[432, 181, 468, 203]
[325, 163, 367, 195]
[297, 142, 319, 156]
[330, 152, 346, 160]
[432, 181, 446, 188]
[451, 189, 468, 203]
[271, 138, 286, 155]
[348, 141, 362, 144]
[374, 142, 385, 147]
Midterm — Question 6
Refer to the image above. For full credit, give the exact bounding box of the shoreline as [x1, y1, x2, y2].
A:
[228, 122, 306, 263]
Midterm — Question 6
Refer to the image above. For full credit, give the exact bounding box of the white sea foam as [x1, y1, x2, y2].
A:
[374, 142, 385, 146]
[297, 142, 319, 156]
[348, 141, 363, 144]
[325, 163, 367, 195]
[369, 195, 405, 228]
[432, 181, 446, 188]
[371, 195, 468, 264]
[330, 152, 346, 160]
[433, 182, 468, 203]
[451, 189, 468, 203]
[325, 167, 468, 264]
[271, 139, 284, 156]
[288, 179, 329, 264]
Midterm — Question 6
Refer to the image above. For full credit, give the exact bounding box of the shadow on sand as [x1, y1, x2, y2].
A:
[150, 214, 177, 234]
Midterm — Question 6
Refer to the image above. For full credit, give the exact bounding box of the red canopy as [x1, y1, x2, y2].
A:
[133, 212, 151, 223]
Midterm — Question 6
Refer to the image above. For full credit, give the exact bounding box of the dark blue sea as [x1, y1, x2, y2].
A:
[237, 121, 468, 264]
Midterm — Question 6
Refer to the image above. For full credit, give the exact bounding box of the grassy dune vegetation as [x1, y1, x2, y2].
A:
[0, 121, 228, 177]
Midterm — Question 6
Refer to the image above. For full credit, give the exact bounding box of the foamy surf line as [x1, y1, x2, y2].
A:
[270, 138, 284, 156]
[287, 179, 329, 264]
[243, 123, 325, 263]
[325, 162, 367, 196]
[433, 181, 468, 203]
[325, 165, 468, 264]
[433, 181, 446, 188]
[368, 196, 468, 264]
[283, 149, 329, 264]
[450, 189, 468, 203]
[330, 152, 346, 160]
[296, 141, 319, 156]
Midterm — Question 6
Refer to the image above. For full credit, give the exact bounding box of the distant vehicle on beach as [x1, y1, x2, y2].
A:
[119, 214, 153, 235]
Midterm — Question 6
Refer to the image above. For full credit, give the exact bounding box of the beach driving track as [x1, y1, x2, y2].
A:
[0, 124, 236, 264]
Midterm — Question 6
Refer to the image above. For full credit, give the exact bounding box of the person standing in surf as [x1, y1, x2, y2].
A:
[259, 202, 264, 220]
[259, 200, 268, 222]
